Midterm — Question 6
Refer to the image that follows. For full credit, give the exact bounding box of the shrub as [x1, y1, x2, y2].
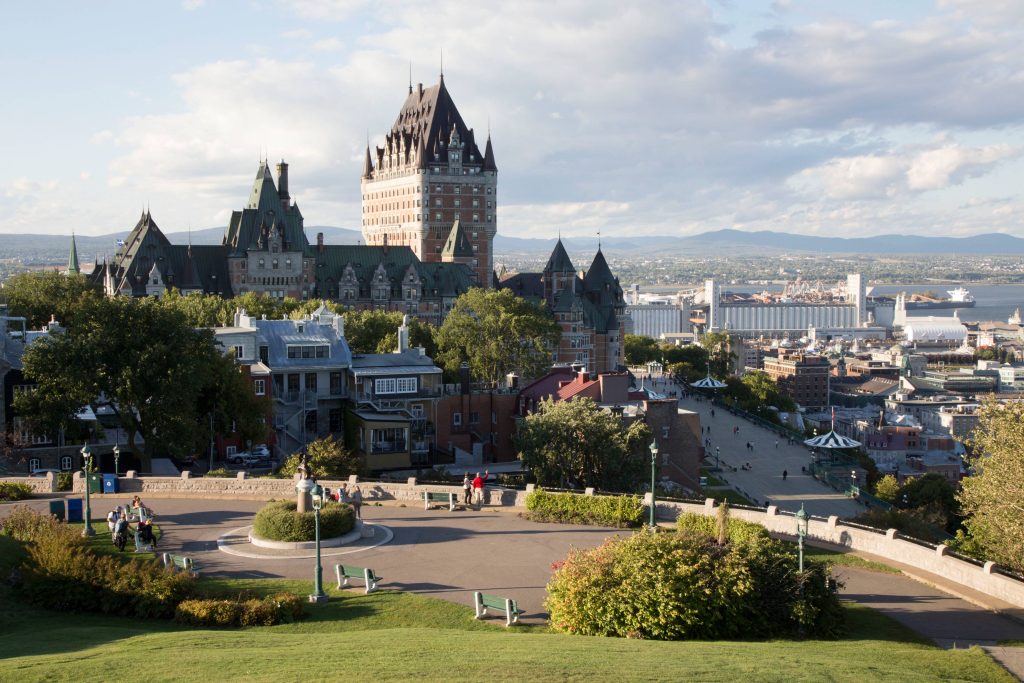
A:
[175, 599, 242, 627]
[205, 468, 234, 478]
[546, 528, 844, 640]
[0, 482, 33, 501]
[252, 500, 355, 542]
[57, 472, 73, 491]
[7, 507, 195, 619]
[676, 512, 772, 546]
[174, 592, 305, 627]
[525, 489, 643, 528]
[1, 505, 76, 542]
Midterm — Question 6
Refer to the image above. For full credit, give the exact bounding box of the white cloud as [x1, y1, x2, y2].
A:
[795, 143, 1019, 200]
[312, 37, 345, 52]
[13, 0, 1024, 240]
[181, 0, 204, 10]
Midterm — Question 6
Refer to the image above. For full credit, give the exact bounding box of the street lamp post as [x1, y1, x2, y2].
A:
[795, 504, 808, 572]
[81, 443, 95, 537]
[715, 446, 720, 470]
[308, 482, 328, 604]
[112, 444, 120, 477]
[648, 440, 659, 528]
[851, 469, 858, 496]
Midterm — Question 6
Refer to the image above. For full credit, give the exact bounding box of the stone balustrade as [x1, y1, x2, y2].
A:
[0, 473, 57, 493]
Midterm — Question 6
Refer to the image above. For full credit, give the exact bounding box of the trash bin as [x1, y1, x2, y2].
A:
[66, 497, 83, 523]
[102, 473, 119, 494]
[87, 473, 102, 494]
[48, 499, 65, 521]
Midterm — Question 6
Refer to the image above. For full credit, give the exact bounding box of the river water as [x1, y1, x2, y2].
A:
[703, 284, 1024, 324]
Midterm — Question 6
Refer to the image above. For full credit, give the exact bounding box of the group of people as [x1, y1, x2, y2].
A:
[105, 496, 157, 552]
[462, 471, 490, 507]
[332, 484, 363, 518]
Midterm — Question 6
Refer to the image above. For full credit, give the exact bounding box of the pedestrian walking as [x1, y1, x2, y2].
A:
[711, 409, 715, 418]
[775, 440, 779, 449]
[351, 486, 363, 519]
[782, 469, 788, 481]
[462, 473, 472, 506]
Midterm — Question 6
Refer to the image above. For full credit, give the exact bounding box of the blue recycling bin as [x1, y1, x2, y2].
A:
[102, 474, 119, 494]
[66, 497, 83, 523]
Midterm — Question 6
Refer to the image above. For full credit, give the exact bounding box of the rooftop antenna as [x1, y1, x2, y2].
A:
[409, 61, 413, 94]
[440, 48, 444, 81]
[597, 229, 601, 251]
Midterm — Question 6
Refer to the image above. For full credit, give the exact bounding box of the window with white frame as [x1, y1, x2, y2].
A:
[28, 458, 41, 472]
[233, 345, 244, 359]
[226, 446, 237, 456]
[453, 412, 462, 426]
[374, 377, 417, 394]
[254, 379, 266, 396]
[60, 456, 73, 471]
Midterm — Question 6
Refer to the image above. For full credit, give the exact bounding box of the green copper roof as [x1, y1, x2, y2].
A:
[67, 233, 80, 274]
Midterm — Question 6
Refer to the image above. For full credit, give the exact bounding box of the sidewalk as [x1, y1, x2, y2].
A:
[675, 386, 862, 518]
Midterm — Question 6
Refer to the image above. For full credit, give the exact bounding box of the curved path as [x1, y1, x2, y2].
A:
[4, 495, 1024, 677]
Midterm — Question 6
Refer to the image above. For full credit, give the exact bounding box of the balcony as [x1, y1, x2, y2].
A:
[370, 440, 408, 454]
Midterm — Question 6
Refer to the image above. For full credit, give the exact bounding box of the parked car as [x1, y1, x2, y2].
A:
[228, 452, 272, 467]
[250, 444, 271, 458]
[30, 468, 61, 477]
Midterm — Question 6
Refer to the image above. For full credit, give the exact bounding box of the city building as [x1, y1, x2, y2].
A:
[500, 239, 627, 373]
[360, 75, 497, 287]
[763, 353, 830, 409]
[213, 305, 352, 456]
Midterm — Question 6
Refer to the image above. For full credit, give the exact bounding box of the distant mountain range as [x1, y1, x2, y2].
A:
[5, 226, 1024, 265]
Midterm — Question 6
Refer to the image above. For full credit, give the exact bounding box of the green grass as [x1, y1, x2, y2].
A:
[787, 542, 902, 575]
[64, 520, 162, 562]
[706, 488, 756, 506]
[700, 469, 725, 487]
[0, 568, 1012, 681]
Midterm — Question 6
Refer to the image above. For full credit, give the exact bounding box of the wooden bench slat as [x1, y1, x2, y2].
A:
[474, 591, 523, 627]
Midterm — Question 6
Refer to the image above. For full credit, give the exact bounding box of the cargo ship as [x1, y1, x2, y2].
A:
[904, 287, 976, 310]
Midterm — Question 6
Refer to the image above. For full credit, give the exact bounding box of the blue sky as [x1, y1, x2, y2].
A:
[3, 0, 1024, 240]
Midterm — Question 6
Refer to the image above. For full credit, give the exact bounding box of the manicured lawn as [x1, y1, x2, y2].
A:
[784, 542, 902, 575]
[0, 564, 1011, 682]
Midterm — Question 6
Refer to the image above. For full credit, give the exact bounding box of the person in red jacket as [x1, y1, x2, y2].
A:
[471, 470, 489, 508]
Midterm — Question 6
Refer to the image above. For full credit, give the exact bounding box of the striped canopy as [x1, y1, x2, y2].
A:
[803, 431, 861, 449]
[690, 376, 727, 389]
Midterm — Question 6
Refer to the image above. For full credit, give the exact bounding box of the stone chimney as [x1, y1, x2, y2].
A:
[276, 160, 290, 205]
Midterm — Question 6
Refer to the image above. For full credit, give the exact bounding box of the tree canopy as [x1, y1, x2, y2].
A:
[515, 397, 652, 491]
[342, 309, 436, 356]
[960, 400, 1024, 572]
[277, 435, 361, 479]
[700, 332, 735, 377]
[0, 271, 101, 329]
[14, 296, 266, 470]
[435, 288, 561, 384]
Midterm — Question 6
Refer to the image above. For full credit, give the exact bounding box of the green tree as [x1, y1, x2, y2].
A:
[158, 289, 233, 327]
[514, 397, 652, 491]
[874, 474, 900, 503]
[0, 271, 101, 328]
[661, 343, 708, 368]
[278, 436, 361, 479]
[343, 309, 436, 356]
[739, 370, 797, 412]
[624, 334, 660, 366]
[700, 332, 735, 377]
[435, 288, 561, 384]
[14, 297, 259, 470]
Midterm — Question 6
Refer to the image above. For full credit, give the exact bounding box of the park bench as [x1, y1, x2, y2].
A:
[334, 564, 381, 594]
[423, 491, 457, 511]
[473, 591, 524, 627]
[162, 553, 198, 576]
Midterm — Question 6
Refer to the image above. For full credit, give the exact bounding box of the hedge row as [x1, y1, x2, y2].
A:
[1, 507, 195, 619]
[525, 489, 643, 528]
[0, 482, 33, 502]
[252, 500, 355, 542]
[175, 592, 305, 627]
[1, 506, 305, 626]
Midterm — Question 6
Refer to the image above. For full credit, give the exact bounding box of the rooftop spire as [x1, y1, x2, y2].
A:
[409, 60, 413, 94]
[67, 232, 80, 275]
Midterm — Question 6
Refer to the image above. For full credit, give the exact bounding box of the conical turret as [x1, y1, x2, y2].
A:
[66, 232, 80, 275]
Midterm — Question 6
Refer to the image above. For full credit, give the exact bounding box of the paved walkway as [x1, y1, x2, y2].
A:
[5, 495, 1024, 677]
[671, 385, 863, 518]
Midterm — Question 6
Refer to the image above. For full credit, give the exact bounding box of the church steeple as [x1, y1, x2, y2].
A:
[66, 232, 80, 275]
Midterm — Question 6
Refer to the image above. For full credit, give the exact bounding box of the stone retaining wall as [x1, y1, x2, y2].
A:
[1, 474, 57, 494]
[70, 472, 529, 507]
[650, 496, 1024, 610]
